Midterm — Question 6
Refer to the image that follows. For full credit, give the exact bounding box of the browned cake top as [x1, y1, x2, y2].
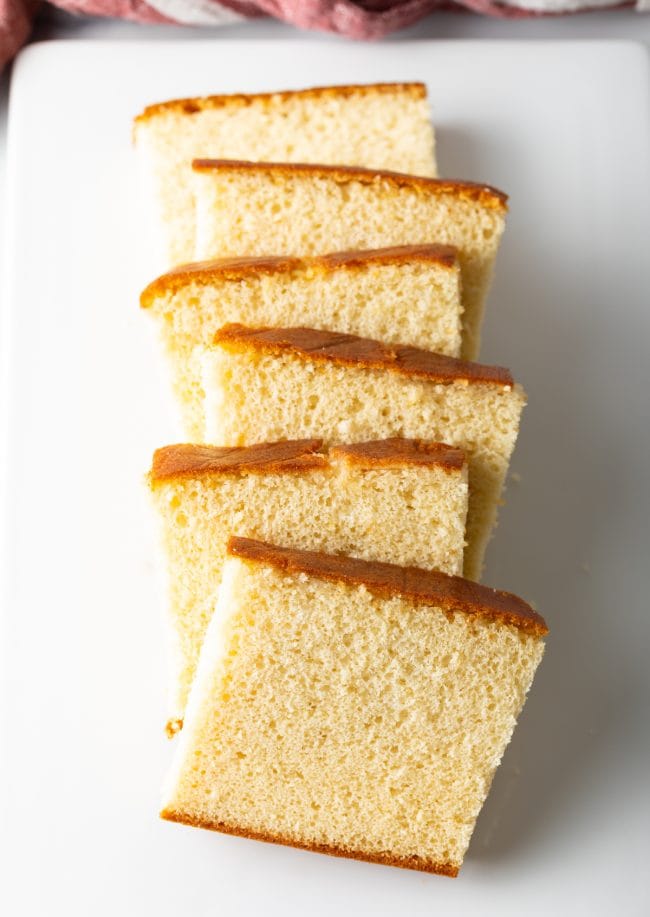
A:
[140, 244, 458, 307]
[150, 438, 466, 483]
[134, 82, 427, 123]
[213, 324, 514, 387]
[150, 440, 327, 482]
[228, 537, 549, 637]
[331, 438, 465, 471]
[191, 159, 508, 211]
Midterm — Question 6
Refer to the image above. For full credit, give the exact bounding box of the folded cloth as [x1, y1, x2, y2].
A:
[1, 0, 644, 71]
[1, 0, 35, 68]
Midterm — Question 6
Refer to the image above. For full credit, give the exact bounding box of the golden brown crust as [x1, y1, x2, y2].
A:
[213, 324, 514, 387]
[160, 808, 458, 877]
[134, 82, 427, 124]
[165, 718, 183, 739]
[149, 438, 466, 483]
[139, 244, 458, 308]
[332, 438, 466, 472]
[317, 244, 457, 271]
[228, 537, 549, 637]
[150, 440, 326, 483]
[191, 159, 508, 211]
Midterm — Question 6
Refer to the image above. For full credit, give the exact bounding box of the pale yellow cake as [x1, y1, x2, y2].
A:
[161, 537, 548, 876]
[201, 325, 526, 580]
[141, 245, 463, 440]
[191, 162, 508, 358]
[149, 438, 469, 732]
[133, 83, 437, 267]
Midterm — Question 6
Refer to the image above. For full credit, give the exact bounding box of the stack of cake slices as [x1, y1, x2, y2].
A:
[135, 82, 548, 878]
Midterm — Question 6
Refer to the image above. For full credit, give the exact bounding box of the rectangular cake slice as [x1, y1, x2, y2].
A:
[161, 537, 547, 876]
[191, 161, 508, 358]
[150, 438, 468, 733]
[141, 245, 463, 440]
[202, 325, 526, 580]
[133, 82, 436, 267]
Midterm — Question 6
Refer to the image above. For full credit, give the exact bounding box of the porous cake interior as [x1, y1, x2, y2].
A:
[150, 441, 468, 727]
[162, 547, 545, 875]
[134, 84, 436, 267]
[192, 167, 506, 359]
[141, 248, 463, 441]
[202, 346, 525, 580]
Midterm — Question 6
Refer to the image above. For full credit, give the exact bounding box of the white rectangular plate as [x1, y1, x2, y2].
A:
[1, 40, 649, 916]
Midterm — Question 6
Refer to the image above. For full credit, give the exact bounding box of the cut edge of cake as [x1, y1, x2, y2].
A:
[151, 439, 470, 736]
[160, 537, 547, 874]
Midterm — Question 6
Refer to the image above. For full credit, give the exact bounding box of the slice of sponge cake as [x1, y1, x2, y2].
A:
[202, 325, 526, 580]
[161, 537, 547, 876]
[191, 161, 508, 359]
[133, 83, 436, 268]
[140, 245, 463, 440]
[149, 438, 469, 732]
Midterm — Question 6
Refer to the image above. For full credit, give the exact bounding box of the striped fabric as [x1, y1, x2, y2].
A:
[1, 0, 644, 71]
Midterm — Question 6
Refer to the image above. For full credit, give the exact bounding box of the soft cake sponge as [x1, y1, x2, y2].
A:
[191, 161, 508, 358]
[140, 245, 463, 440]
[161, 537, 547, 876]
[149, 438, 469, 731]
[202, 324, 526, 580]
[133, 82, 436, 268]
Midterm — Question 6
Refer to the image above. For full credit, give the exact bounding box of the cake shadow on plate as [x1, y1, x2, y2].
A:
[467, 227, 641, 864]
[469, 654, 637, 864]
[435, 124, 514, 204]
[434, 124, 487, 183]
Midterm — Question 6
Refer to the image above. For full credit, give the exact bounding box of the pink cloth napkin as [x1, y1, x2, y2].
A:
[0, 0, 643, 71]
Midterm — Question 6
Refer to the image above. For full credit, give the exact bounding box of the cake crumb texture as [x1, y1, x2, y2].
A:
[150, 440, 469, 723]
[191, 163, 507, 358]
[141, 247, 463, 439]
[134, 83, 437, 268]
[161, 549, 546, 874]
[202, 330, 525, 579]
